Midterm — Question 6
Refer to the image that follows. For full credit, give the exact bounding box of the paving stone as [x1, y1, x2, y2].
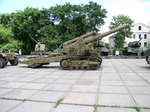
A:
[0, 81, 8, 86]
[44, 75, 61, 79]
[124, 81, 149, 86]
[0, 88, 13, 97]
[33, 78, 55, 83]
[54, 104, 94, 112]
[16, 77, 37, 82]
[128, 87, 150, 94]
[140, 109, 150, 112]
[0, 59, 150, 111]
[71, 85, 98, 93]
[10, 101, 53, 112]
[1, 82, 26, 88]
[80, 75, 99, 80]
[101, 75, 121, 81]
[121, 75, 143, 81]
[100, 86, 128, 94]
[54, 79, 77, 84]
[97, 107, 137, 112]
[21, 83, 47, 90]
[98, 94, 135, 106]
[0, 77, 18, 81]
[3, 89, 37, 99]
[29, 91, 65, 102]
[0, 99, 21, 112]
[101, 81, 123, 86]
[61, 74, 81, 80]
[43, 84, 71, 91]
[63, 93, 96, 105]
[76, 80, 99, 86]
[133, 95, 150, 107]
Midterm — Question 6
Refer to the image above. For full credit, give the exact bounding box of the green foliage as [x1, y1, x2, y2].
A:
[0, 13, 14, 27]
[0, 24, 22, 52]
[0, 40, 22, 52]
[109, 15, 133, 49]
[104, 43, 110, 49]
[8, 2, 106, 54]
[11, 7, 50, 54]
[0, 2, 107, 54]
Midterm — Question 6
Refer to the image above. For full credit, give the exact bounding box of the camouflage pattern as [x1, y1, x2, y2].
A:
[21, 25, 130, 69]
[0, 52, 18, 68]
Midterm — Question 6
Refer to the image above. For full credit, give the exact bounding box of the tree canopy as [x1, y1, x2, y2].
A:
[0, 2, 107, 54]
[109, 15, 133, 50]
[0, 24, 22, 51]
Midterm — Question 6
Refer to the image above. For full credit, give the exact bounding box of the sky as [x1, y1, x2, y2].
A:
[0, 0, 150, 29]
[0, 0, 150, 42]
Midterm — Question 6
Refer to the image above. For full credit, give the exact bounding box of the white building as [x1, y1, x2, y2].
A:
[126, 23, 150, 49]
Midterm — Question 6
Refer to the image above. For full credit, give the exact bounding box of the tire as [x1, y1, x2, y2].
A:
[146, 56, 150, 64]
[9, 57, 18, 66]
[0, 57, 5, 68]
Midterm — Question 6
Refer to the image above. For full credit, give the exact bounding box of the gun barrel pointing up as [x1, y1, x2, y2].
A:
[83, 24, 130, 44]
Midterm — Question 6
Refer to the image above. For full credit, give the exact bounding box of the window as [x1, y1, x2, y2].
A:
[138, 26, 142, 30]
[144, 34, 147, 39]
[144, 42, 147, 47]
[133, 34, 136, 39]
[139, 34, 141, 39]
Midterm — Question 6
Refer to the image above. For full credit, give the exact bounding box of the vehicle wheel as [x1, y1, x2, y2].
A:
[3, 58, 8, 66]
[9, 57, 18, 66]
[146, 56, 150, 64]
[0, 57, 5, 68]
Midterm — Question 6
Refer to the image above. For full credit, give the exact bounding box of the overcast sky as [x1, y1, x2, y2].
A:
[0, 0, 150, 39]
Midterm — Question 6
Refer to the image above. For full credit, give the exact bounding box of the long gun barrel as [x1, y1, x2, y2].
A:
[64, 24, 130, 48]
[63, 32, 97, 46]
[83, 24, 130, 44]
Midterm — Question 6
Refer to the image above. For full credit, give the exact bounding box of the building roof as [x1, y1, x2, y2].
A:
[134, 23, 150, 29]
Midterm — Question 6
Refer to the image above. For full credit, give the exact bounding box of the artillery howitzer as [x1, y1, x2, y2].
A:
[0, 51, 18, 68]
[30, 36, 49, 55]
[21, 25, 129, 69]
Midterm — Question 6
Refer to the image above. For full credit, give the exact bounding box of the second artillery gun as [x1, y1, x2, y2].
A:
[0, 51, 18, 68]
[21, 25, 129, 70]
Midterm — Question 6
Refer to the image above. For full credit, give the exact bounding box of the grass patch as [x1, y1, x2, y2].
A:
[54, 98, 64, 108]
[130, 106, 141, 112]
[95, 104, 150, 112]
[93, 105, 97, 112]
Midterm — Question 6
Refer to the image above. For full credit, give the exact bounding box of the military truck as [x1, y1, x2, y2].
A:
[0, 51, 18, 68]
[21, 25, 130, 70]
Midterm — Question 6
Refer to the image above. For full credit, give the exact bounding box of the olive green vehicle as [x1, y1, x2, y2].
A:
[126, 40, 141, 56]
[0, 52, 18, 68]
[144, 48, 150, 64]
[21, 25, 129, 70]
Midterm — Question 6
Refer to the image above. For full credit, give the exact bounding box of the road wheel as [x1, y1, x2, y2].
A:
[146, 56, 150, 64]
[9, 57, 18, 66]
[0, 57, 5, 68]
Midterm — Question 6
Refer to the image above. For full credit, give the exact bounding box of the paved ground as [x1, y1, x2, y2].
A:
[0, 59, 150, 112]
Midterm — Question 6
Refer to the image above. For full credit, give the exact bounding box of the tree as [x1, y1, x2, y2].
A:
[11, 7, 54, 54]
[109, 15, 133, 50]
[10, 2, 107, 54]
[0, 13, 14, 27]
[49, 2, 107, 42]
[0, 24, 21, 51]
